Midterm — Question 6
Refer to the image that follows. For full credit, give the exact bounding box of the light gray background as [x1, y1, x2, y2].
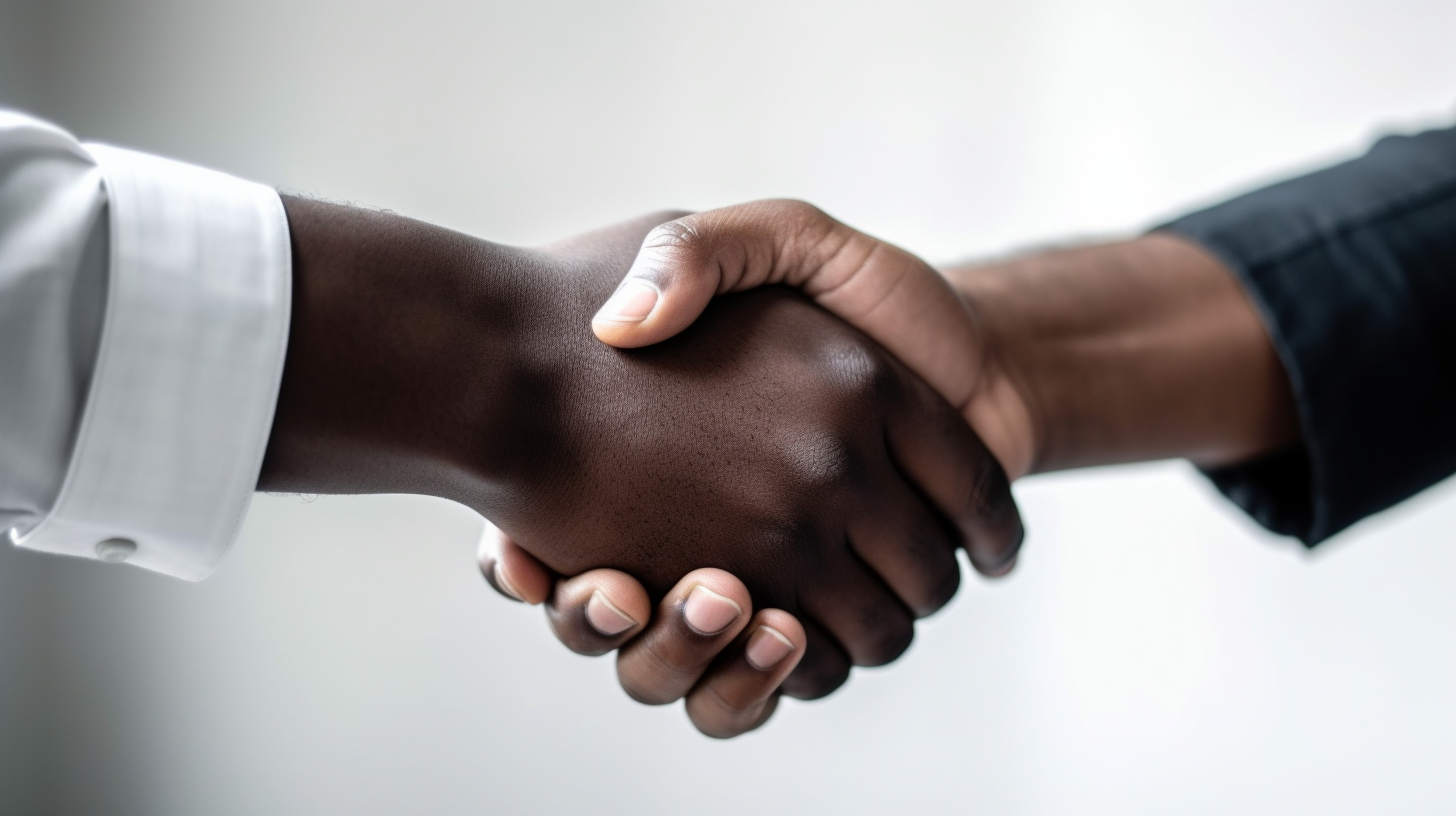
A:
[3, 1, 1455, 814]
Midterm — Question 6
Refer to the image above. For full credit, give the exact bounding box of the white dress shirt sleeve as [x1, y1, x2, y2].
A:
[0, 110, 290, 581]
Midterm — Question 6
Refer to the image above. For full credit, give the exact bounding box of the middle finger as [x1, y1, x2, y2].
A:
[616, 568, 753, 705]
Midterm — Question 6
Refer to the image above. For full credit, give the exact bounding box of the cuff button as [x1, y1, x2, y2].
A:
[95, 538, 138, 563]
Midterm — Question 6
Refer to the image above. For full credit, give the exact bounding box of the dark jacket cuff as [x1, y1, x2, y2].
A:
[1158, 126, 1456, 545]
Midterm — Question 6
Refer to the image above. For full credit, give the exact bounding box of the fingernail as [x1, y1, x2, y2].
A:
[492, 562, 525, 602]
[682, 585, 742, 636]
[586, 590, 638, 636]
[594, 279, 660, 324]
[745, 625, 795, 670]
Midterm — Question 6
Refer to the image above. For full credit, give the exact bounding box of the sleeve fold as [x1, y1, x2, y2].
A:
[4, 110, 291, 581]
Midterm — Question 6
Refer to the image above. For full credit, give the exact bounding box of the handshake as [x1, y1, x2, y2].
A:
[261, 197, 1295, 738]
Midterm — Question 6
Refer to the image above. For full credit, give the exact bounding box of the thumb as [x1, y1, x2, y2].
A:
[591, 200, 862, 348]
[591, 215, 728, 348]
[591, 200, 983, 412]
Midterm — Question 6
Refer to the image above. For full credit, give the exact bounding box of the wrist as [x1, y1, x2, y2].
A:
[948, 235, 1298, 475]
[259, 197, 532, 501]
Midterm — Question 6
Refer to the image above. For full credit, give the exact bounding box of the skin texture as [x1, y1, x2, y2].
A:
[943, 235, 1299, 473]
[493, 201, 1301, 737]
[260, 198, 1023, 705]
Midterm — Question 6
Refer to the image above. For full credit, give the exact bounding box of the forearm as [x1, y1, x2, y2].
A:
[947, 234, 1299, 475]
[258, 196, 528, 502]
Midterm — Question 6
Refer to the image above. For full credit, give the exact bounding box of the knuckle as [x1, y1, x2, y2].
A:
[861, 519, 962, 618]
[821, 342, 896, 403]
[617, 636, 704, 706]
[780, 653, 851, 701]
[641, 631, 705, 679]
[775, 198, 829, 225]
[852, 611, 915, 667]
[643, 219, 702, 257]
[777, 199, 853, 267]
[914, 555, 962, 618]
[780, 431, 856, 495]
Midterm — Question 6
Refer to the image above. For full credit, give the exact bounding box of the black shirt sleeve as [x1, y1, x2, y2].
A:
[1159, 124, 1456, 546]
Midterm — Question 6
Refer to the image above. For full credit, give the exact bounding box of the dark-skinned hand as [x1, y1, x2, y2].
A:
[260, 201, 1023, 725]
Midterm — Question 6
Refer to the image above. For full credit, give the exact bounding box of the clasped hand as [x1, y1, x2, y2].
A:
[273, 183, 1290, 739]
[476, 203, 1030, 737]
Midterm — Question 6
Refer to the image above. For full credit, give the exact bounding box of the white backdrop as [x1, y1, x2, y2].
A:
[3, 1, 1455, 814]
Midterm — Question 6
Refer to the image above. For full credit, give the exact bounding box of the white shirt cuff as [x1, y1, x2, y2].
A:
[10, 144, 291, 580]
